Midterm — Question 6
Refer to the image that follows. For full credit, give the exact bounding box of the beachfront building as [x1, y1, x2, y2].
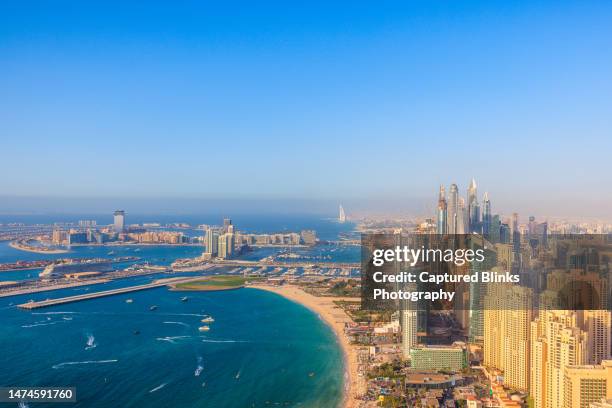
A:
[564, 361, 612, 408]
[410, 342, 468, 371]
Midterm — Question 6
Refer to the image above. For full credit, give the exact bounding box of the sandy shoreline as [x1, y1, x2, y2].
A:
[9, 240, 69, 254]
[251, 284, 364, 408]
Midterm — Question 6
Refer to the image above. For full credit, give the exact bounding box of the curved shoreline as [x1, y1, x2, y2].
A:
[250, 284, 363, 408]
[9, 240, 69, 254]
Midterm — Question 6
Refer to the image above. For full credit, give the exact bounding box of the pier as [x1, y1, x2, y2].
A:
[210, 259, 360, 269]
[17, 276, 204, 310]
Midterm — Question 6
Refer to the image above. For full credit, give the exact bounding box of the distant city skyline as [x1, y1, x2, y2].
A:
[0, 187, 611, 222]
[1, 1, 611, 218]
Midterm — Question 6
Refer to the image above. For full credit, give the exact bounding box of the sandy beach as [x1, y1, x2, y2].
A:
[252, 284, 365, 408]
[9, 240, 69, 254]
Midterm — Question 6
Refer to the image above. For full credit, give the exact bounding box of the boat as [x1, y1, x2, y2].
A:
[201, 317, 214, 323]
[181, 296, 188, 302]
[150, 305, 158, 311]
[126, 299, 133, 303]
[133, 330, 140, 335]
[198, 326, 210, 332]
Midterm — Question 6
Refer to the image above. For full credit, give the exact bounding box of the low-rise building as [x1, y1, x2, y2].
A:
[410, 342, 468, 371]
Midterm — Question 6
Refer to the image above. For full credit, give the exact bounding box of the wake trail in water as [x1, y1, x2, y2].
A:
[85, 333, 97, 350]
[162, 321, 190, 327]
[195, 356, 203, 376]
[160, 313, 206, 317]
[52, 359, 118, 369]
[149, 383, 167, 393]
[201, 338, 249, 343]
[32, 311, 78, 315]
[22, 321, 64, 328]
[156, 335, 191, 344]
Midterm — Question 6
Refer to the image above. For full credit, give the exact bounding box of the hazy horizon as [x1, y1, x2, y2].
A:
[2, 1, 611, 220]
[0, 192, 610, 222]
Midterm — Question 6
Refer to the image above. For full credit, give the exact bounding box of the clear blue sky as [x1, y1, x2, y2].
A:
[1, 1, 611, 216]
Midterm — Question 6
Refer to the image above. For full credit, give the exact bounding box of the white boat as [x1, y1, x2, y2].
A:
[198, 326, 210, 332]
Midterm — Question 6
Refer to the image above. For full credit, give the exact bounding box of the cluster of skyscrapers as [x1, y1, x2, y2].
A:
[436, 179, 491, 236]
[483, 276, 612, 408]
[422, 181, 612, 406]
[52, 210, 127, 245]
[203, 218, 236, 259]
[203, 218, 319, 260]
[436, 180, 547, 250]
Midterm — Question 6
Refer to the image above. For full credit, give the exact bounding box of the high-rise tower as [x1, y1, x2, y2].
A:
[447, 184, 459, 234]
[113, 210, 125, 233]
[204, 227, 219, 257]
[338, 205, 346, 223]
[484, 283, 532, 391]
[436, 185, 448, 234]
[467, 178, 480, 233]
[482, 192, 492, 238]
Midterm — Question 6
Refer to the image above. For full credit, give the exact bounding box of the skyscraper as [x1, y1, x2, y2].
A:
[217, 232, 235, 259]
[436, 185, 447, 234]
[204, 227, 219, 256]
[401, 307, 418, 359]
[460, 197, 468, 234]
[447, 184, 459, 234]
[398, 233, 419, 358]
[113, 210, 125, 233]
[584, 310, 612, 365]
[490, 214, 501, 244]
[539, 310, 587, 408]
[484, 283, 532, 391]
[223, 218, 233, 233]
[503, 285, 533, 391]
[467, 178, 480, 233]
[338, 205, 346, 223]
[482, 192, 492, 238]
[468, 237, 495, 345]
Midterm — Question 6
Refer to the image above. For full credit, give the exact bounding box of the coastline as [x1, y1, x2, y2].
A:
[9, 240, 69, 254]
[251, 284, 364, 408]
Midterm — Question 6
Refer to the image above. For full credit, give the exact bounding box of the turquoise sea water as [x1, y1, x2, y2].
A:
[0, 286, 344, 408]
[0, 215, 356, 407]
